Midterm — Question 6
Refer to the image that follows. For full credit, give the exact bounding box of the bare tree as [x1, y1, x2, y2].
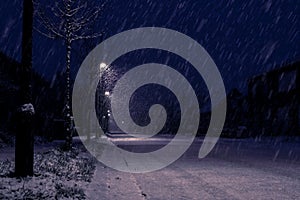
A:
[34, 0, 108, 150]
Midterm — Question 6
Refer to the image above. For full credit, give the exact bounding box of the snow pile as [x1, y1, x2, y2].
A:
[0, 147, 96, 199]
[19, 103, 35, 115]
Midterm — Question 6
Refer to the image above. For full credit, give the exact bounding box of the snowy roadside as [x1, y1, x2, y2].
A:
[0, 144, 96, 200]
[0, 134, 299, 199]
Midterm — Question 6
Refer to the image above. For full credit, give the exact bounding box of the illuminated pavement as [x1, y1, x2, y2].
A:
[85, 135, 300, 200]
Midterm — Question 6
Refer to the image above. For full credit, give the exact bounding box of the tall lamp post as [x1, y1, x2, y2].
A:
[86, 62, 110, 140]
[98, 63, 110, 135]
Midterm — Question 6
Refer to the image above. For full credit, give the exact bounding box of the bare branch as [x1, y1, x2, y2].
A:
[62, 0, 70, 10]
[66, 3, 87, 17]
[52, 3, 67, 18]
[34, 0, 107, 42]
[72, 2, 107, 28]
[69, 23, 82, 33]
[35, 8, 65, 39]
[71, 31, 104, 41]
[33, 26, 57, 39]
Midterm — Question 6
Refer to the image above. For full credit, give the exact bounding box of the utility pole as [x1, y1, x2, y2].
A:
[15, 0, 35, 177]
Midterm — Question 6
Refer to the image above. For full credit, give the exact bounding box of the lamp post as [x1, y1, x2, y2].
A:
[98, 63, 111, 134]
[85, 62, 109, 141]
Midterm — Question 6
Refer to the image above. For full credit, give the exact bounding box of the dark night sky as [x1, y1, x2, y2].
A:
[0, 0, 299, 93]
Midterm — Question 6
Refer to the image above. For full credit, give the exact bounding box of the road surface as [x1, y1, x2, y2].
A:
[85, 135, 300, 200]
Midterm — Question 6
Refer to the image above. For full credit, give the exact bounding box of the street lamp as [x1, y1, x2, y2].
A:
[100, 62, 108, 70]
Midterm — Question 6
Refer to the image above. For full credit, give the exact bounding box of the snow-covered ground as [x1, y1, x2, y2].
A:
[0, 140, 95, 200]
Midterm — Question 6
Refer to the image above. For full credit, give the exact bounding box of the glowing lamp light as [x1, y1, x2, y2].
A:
[100, 62, 107, 70]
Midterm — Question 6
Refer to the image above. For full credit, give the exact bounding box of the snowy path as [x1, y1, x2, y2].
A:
[85, 136, 300, 200]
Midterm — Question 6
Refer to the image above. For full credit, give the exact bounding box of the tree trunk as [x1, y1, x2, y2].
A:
[15, 0, 34, 177]
[63, 0, 73, 150]
[63, 39, 73, 150]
